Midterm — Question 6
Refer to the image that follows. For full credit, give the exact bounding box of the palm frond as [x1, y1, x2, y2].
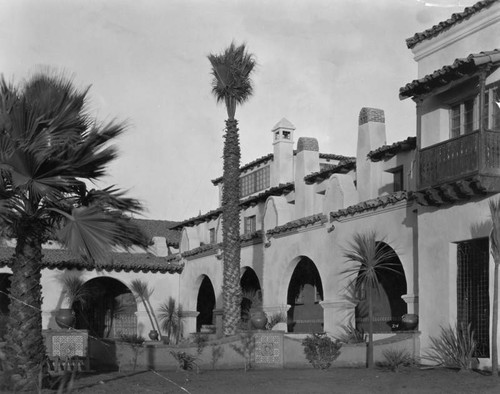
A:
[130, 279, 153, 301]
[208, 42, 256, 116]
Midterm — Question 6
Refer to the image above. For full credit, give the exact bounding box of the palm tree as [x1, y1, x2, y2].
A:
[343, 231, 400, 368]
[0, 71, 149, 390]
[208, 42, 256, 336]
[130, 279, 161, 338]
[158, 296, 183, 344]
[489, 199, 500, 377]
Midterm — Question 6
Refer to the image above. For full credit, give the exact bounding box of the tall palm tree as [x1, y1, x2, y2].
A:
[0, 71, 149, 390]
[489, 199, 500, 377]
[208, 42, 256, 336]
[343, 231, 400, 368]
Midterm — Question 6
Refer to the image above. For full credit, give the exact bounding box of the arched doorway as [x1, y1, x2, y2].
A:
[75, 277, 137, 338]
[240, 268, 262, 325]
[0, 273, 12, 341]
[196, 276, 215, 332]
[287, 257, 324, 333]
[355, 242, 407, 332]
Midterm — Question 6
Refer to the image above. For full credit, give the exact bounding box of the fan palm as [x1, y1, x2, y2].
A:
[489, 199, 500, 377]
[0, 71, 149, 390]
[208, 42, 256, 336]
[343, 231, 400, 368]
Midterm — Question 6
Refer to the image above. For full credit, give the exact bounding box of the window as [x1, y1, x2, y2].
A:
[450, 85, 500, 137]
[209, 228, 216, 244]
[240, 166, 270, 198]
[450, 97, 478, 138]
[244, 215, 256, 234]
[388, 166, 404, 192]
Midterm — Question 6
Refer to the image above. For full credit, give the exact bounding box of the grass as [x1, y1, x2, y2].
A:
[28, 366, 500, 394]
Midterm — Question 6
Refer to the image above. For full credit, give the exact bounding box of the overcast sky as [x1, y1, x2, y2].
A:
[0, 0, 477, 221]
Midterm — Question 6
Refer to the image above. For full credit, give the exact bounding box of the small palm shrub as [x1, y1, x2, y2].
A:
[158, 297, 183, 344]
[265, 310, 287, 330]
[337, 323, 365, 344]
[302, 333, 342, 370]
[424, 323, 477, 371]
[379, 348, 414, 371]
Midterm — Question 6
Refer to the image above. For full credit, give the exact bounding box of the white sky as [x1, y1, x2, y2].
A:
[0, 0, 477, 221]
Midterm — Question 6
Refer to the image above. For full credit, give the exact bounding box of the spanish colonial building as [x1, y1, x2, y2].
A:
[1, 0, 499, 369]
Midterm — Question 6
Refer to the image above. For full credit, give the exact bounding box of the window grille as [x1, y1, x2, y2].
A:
[457, 238, 490, 358]
[240, 166, 270, 198]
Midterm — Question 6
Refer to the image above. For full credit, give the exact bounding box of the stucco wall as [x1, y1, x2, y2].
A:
[417, 194, 499, 367]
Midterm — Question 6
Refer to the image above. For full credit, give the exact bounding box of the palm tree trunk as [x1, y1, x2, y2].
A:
[367, 284, 374, 368]
[492, 261, 499, 376]
[140, 296, 157, 337]
[222, 118, 242, 336]
[5, 235, 46, 391]
[145, 298, 162, 335]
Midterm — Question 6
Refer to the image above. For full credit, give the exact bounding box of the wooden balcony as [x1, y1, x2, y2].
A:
[419, 130, 500, 190]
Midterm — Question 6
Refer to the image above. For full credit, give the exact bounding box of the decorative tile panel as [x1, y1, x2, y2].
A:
[253, 331, 283, 367]
[52, 335, 85, 357]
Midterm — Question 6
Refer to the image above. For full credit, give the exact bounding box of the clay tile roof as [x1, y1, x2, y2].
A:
[406, 0, 498, 49]
[0, 247, 183, 274]
[266, 213, 328, 237]
[330, 191, 410, 220]
[304, 159, 356, 185]
[211, 152, 354, 185]
[132, 218, 181, 248]
[368, 137, 417, 162]
[399, 49, 500, 99]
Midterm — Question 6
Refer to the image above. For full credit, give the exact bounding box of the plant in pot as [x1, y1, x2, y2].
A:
[158, 297, 183, 344]
[130, 279, 161, 340]
[242, 289, 267, 330]
[56, 276, 89, 329]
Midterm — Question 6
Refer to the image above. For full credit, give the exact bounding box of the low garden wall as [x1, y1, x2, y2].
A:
[88, 331, 420, 372]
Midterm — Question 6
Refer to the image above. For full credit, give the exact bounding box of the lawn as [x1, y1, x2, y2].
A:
[38, 367, 500, 394]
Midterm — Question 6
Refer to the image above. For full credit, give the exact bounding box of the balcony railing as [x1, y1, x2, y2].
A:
[419, 130, 500, 189]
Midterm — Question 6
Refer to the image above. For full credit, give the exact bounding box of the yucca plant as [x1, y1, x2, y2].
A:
[130, 279, 161, 339]
[343, 231, 400, 368]
[158, 297, 183, 344]
[424, 323, 477, 371]
[60, 276, 90, 309]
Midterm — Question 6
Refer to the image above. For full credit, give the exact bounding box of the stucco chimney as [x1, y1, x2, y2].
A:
[271, 118, 295, 187]
[295, 137, 320, 218]
[356, 107, 386, 202]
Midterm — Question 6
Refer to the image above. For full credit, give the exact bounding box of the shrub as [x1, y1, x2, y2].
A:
[379, 348, 414, 371]
[230, 332, 255, 372]
[336, 323, 365, 344]
[170, 351, 198, 371]
[265, 310, 287, 331]
[424, 323, 477, 371]
[302, 333, 342, 370]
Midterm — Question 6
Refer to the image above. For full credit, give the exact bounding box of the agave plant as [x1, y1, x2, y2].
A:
[158, 297, 183, 344]
[424, 323, 477, 371]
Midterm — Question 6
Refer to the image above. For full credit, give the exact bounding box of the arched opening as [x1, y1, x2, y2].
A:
[287, 257, 324, 333]
[355, 242, 407, 332]
[0, 273, 12, 341]
[196, 276, 215, 332]
[240, 268, 262, 325]
[75, 277, 137, 338]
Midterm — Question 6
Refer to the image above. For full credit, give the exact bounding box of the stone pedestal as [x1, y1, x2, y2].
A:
[320, 299, 357, 337]
[182, 310, 199, 337]
[402, 294, 419, 315]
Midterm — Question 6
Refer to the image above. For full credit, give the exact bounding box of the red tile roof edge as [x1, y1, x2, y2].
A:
[399, 49, 500, 99]
[368, 137, 417, 162]
[406, 0, 498, 49]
